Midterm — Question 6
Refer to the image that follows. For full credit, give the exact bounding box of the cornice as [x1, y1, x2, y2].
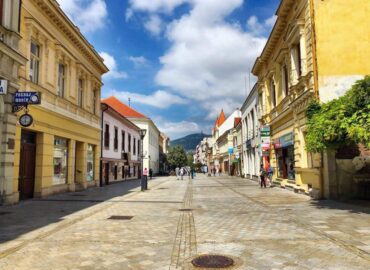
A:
[32, 0, 108, 75]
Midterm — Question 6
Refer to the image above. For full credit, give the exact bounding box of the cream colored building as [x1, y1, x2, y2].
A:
[252, 0, 370, 198]
[0, 0, 27, 204]
[10, 0, 108, 202]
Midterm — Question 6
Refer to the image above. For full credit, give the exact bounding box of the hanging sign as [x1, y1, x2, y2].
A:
[14, 92, 41, 105]
[0, 80, 8, 95]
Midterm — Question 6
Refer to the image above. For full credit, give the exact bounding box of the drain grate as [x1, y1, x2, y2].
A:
[191, 255, 234, 268]
[179, 208, 192, 212]
[0, 211, 12, 216]
[108, 215, 134, 220]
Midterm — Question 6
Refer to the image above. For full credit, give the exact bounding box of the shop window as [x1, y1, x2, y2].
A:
[78, 79, 84, 107]
[30, 41, 40, 84]
[53, 138, 68, 185]
[114, 127, 118, 150]
[58, 63, 65, 97]
[114, 165, 118, 180]
[275, 146, 295, 180]
[87, 144, 94, 181]
[104, 124, 110, 148]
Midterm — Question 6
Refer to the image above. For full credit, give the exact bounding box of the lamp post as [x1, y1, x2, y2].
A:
[139, 129, 147, 191]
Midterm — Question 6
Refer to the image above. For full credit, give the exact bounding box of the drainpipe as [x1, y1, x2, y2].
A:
[100, 104, 109, 187]
[309, 0, 319, 100]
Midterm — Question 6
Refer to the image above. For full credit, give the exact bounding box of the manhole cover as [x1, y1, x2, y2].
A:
[191, 255, 234, 268]
[0, 211, 12, 216]
[179, 208, 192, 212]
[108, 216, 134, 220]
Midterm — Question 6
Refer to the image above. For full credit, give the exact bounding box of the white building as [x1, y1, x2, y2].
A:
[102, 97, 160, 174]
[194, 137, 213, 166]
[101, 101, 141, 184]
[241, 84, 260, 180]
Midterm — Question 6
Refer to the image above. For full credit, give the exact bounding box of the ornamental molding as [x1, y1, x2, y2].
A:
[32, 0, 108, 75]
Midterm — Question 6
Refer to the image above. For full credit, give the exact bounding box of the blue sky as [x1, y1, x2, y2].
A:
[58, 0, 279, 139]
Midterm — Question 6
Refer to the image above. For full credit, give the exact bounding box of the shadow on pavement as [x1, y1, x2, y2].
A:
[309, 199, 370, 215]
[0, 178, 159, 245]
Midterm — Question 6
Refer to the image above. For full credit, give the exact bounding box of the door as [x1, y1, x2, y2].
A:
[19, 131, 36, 200]
[104, 163, 109, 185]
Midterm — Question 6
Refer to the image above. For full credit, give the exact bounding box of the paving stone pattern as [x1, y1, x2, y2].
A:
[0, 175, 369, 269]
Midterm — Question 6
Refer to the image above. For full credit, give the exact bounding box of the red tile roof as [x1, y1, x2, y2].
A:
[102, 96, 147, 119]
[217, 110, 226, 127]
[234, 117, 241, 128]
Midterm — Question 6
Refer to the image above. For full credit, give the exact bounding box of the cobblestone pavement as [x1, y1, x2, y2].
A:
[0, 175, 369, 269]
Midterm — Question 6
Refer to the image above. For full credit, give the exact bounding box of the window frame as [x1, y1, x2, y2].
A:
[270, 78, 276, 108]
[104, 123, 110, 149]
[78, 78, 84, 107]
[30, 40, 40, 84]
[58, 63, 66, 97]
[128, 133, 131, 153]
[114, 127, 118, 151]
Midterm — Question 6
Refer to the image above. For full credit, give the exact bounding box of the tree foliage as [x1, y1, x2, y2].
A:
[167, 145, 188, 168]
[305, 76, 370, 152]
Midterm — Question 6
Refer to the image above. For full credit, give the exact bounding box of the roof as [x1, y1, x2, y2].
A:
[217, 110, 226, 127]
[234, 117, 241, 128]
[102, 96, 148, 119]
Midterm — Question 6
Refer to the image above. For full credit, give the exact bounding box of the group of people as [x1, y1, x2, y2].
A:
[259, 164, 273, 188]
[175, 166, 195, 180]
[210, 167, 222, 176]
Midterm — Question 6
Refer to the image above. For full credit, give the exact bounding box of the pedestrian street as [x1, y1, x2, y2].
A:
[0, 175, 369, 270]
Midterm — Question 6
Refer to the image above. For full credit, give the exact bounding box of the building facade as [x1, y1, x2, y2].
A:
[11, 0, 108, 201]
[231, 118, 242, 177]
[241, 85, 260, 181]
[252, 0, 370, 198]
[159, 132, 170, 174]
[101, 102, 141, 184]
[102, 96, 160, 174]
[0, 0, 27, 204]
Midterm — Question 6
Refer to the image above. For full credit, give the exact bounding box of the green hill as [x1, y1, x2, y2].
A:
[171, 133, 211, 152]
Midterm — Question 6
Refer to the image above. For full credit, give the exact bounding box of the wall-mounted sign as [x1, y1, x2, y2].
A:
[14, 92, 41, 105]
[228, 147, 234, 154]
[0, 80, 8, 95]
[19, 113, 33, 127]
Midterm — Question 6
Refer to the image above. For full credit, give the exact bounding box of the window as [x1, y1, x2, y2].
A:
[270, 79, 276, 108]
[114, 127, 118, 150]
[53, 138, 68, 185]
[133, 138, 136, 155]
[30, 41, 40, 84]
[282, 65, 289, 97]
[296, 43, 302, 77]
[58, 63, 65, 97]
[138, 139, 140, 156]
[87, 144, 94, 181]
[104, 124, 110, 148]
[93, 90, 97, 115]
[128, 134, 131, 153]
[78, 79, 84, 107]
[121, 131, 125, 151]
[0, 0, 3, 25]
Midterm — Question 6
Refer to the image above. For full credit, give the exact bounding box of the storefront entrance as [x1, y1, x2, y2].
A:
[18, 131, 36, 200]
[274, 132, 295, 180]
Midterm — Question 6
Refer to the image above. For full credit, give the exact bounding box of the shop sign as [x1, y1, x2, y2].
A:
[260, 125, 271, 150]
[273, 132, 294, 149]
[260, 126, 270, 137]
[14, 92, 41, 105]
[0, 80, 8, 95]
[228, 147, 234, 154]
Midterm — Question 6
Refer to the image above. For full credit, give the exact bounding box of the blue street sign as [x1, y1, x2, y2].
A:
[14, 92, 41, 105]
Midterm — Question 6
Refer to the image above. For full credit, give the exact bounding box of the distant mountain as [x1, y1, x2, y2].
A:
[171, 133, 211, 152]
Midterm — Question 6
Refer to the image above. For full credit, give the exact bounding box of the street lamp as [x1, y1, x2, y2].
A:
[139, 129, 147, 191]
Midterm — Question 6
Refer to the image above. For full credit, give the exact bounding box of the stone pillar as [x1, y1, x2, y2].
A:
[34, 133, 54, 198]
[94, 144, 100, 187]
[322, 149, 338, 199]
[67, 139, 76, 192]
[75, 141, 87, 191]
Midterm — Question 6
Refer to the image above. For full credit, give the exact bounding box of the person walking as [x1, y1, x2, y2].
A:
[259, 165, 267, 188]
[267, 165, 273, 187]
[175, 167, 180, 180]
[180, 167, 184, 180]
[191, 167, 195, 179]
[143, 168, 148, 189]
[149, 168, 153, 179]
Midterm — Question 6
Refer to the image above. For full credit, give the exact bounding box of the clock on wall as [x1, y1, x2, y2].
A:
[19, 113, 33, 127]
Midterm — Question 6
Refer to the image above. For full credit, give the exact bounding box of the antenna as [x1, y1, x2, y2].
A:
[128, 97, 131, 107]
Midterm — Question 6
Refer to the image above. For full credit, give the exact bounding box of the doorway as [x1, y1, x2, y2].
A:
[19, 131, 36, 200]
[104, 163, 109, 185]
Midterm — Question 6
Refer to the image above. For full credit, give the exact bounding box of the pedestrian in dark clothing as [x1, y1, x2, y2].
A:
[260, 165, 267, 188]
[149, 168, 153, 179]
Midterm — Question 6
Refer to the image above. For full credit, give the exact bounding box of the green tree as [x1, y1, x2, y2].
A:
[305, 76, 370, 152]
[167, 145, 188, 168]
[187, 153, 194, 168]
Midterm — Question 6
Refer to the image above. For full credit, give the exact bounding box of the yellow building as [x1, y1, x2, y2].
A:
[11, 0, 108, 201]
[252, 0, 370, 198]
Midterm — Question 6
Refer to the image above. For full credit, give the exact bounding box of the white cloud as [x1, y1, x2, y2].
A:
[246, 15, 277, 36]
[128, 0, 188, 14]
[144, 15, 163, 36]
[154, 117, 203, 140]
[125, 8, 134, 21]
[58, 0, 108, 33]
[129, 56, 149, 68]
[99, 52, 128, 79]
[105, 90, 187, 109]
